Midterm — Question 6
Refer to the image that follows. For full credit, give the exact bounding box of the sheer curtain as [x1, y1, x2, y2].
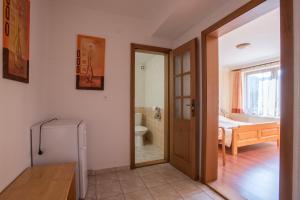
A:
[244, 67, 280, 117]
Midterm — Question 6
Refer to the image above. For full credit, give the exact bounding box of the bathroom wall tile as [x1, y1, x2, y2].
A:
[143, 107, 165, 151]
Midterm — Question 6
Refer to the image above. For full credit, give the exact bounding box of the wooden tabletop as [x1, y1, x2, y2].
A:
[0, 163, 76, 200]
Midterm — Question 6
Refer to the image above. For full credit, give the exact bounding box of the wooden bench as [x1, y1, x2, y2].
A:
[0, 163, 76, 200]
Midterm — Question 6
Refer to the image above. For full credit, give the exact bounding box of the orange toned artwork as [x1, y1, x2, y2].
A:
[76, 35, 105, 90]
[3, 0, 30, 83]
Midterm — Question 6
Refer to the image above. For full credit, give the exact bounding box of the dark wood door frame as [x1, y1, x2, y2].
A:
[130, 43, 171, 168]
[201, 0, 294, 199]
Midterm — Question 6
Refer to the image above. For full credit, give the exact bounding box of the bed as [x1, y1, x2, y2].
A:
[219, 116, 280, 156]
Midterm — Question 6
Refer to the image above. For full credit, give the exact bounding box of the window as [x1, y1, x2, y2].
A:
[244, 66, 280, 117]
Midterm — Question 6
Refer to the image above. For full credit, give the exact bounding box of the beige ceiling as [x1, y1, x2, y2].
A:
[153, 0, 229, 40]
[60, 0, 180, 20]
[219, 8, 280, 69]
[58, 0, 249, 40]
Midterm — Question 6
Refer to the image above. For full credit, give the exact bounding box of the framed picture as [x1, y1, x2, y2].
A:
[76, 35, 105, 90]
[3, 0, 30, 83]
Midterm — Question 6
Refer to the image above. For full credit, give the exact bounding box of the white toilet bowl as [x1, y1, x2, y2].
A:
[135, 113, 148, 147]
[135, 125, 148, 147]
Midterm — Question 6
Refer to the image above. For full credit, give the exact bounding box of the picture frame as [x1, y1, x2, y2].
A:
[76, 34, 106, 90]
[3, 0, 30, 83]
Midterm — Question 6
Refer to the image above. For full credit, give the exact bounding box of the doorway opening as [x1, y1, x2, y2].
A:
[130, 44, 171, 168]
[130, 40, 199, 181]
[216, 8, 281, 200]
[201, 0, 293, 200]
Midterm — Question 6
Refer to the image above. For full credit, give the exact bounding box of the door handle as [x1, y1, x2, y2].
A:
[186, 99, 195, 117]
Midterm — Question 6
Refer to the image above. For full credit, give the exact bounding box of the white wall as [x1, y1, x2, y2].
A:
[145, 55, 165, 109]
[44, 1, 172, 170]
[135, 55, 165, 109]
[135, 65, 145, 108]
[0, 0, 49, 192]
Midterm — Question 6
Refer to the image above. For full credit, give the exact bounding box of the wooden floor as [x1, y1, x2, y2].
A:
[209, 142, 279, 200]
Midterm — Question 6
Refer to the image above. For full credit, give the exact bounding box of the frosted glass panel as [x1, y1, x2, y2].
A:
[175, 76, 181, 97]
[183, 98, 191, 120]
[175, 99, 182, 119]
[175, 56, 181, 75]
[183, 51, 190, 73]
[183, 74, 190, 96]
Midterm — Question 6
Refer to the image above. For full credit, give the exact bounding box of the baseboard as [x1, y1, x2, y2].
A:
[88, 165, 130, 176]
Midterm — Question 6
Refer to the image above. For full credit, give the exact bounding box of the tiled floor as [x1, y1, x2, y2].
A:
[135, 144, 164, 163]
[85, 163, 225, 200]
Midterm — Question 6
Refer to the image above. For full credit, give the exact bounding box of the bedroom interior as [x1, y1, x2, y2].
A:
[214, 7, 281, 200]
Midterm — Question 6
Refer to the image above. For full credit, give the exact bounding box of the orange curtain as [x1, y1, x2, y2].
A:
[231, 71, 243, 113]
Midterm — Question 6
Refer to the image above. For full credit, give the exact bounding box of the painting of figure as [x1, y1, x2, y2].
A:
[3, 0, 30, 83]
[76, 35, 105, 90]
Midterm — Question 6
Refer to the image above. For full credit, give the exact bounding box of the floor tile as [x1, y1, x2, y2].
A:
[124, 189, 153, 200]
[141, 173, 167, 188]
[88, 175, 97, 185]
[169, 179, 202, 195]
[203, 189, 226, 200]
[86, 184, 96, 199]
[86, 163, 224, 200]
[85, 197, 97, 200]
[135, 166, 158, 177]
[159, 169, 189, 183]
[97, 172, 118, 184]
[149, 184, 183, 200]
[120, 177, 146, 194]
[117, 170, 139, 181]
[96, 180, 123, 199]
[99, 194, 125, 200]
[182, 191, 213, 200]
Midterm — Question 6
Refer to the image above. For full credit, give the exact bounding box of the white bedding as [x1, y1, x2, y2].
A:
[218, 116, 250, 147]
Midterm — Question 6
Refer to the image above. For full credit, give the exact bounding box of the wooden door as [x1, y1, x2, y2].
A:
[170, 39, 198, 180]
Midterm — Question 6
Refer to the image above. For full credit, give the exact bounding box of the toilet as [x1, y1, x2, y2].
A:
[135, 113, 148, 147]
